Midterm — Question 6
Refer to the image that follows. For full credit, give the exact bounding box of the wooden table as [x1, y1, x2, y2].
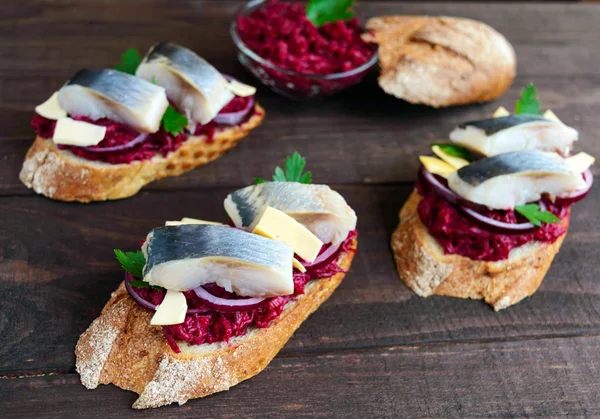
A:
[2, 1, 600, 417]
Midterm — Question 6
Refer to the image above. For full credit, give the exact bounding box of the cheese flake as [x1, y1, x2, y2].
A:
[432, 145, 469, 170]
[35, 92, 67, 120]
[493, 106, 510, 118]
[419, 156, 455, 179]
[53, 118, 107, 146]
[165, 218, 224, 226]
[566, 152, 595, 173]
[543, 109, 562, 124]
[227, 80, 257, 97]
[253, 206, 323, 263]
[150, 290, 187, 326]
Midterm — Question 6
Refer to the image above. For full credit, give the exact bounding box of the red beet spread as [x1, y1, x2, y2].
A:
[134, 230, 357, 353]
[237, 0, 376, 75]
[415, 180, 568, 262]
[30, 96, 258, 165]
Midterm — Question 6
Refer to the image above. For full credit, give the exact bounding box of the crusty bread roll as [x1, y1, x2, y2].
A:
[75, 237, 357, 409]
[19, 105, 265, 203]
[364, 16, 516, 107]
[391, 191, 567, 311]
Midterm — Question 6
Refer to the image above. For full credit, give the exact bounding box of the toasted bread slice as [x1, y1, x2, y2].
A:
[19, 105, 265, 202]
[75, 237, 357, 409]
[391, 191, 568, 310]
[363, 16, 515, 107]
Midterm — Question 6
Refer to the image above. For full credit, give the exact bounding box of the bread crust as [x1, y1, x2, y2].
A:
[19, 104, 265, 202]
[363, 16, 516, 107]
[75, 237, 357, 409]
[391, 191, 567, 310]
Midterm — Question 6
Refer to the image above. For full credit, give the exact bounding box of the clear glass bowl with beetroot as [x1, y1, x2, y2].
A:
[231, 0, 378, 100]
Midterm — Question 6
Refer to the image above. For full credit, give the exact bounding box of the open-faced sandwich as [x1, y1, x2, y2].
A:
[75, 153, 358, 408]
[391, 85, 594, 310]
[21, 42, 265, 202]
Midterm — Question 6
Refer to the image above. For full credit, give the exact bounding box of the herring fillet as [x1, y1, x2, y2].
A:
[57, 69, 168, 133]
[224, 182, 357, 245]
[449, 115, 579, 157]
[136, 42, 235, 125]
[142, 225, 294, 297]
[447, 150, 585, 209]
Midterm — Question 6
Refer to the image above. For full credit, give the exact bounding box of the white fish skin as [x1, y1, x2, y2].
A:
[136, 42, 234, 125]
[449, 115, 579, 157]
[224, 182, 357, 245]
[142, 225, 294, 297]
[448, 150, 585, 210]
[58, 69, 168, 133]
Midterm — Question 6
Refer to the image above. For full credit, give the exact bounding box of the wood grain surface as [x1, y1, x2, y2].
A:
[1, 1, 599, 417]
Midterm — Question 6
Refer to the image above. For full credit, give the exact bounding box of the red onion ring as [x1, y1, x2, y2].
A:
[459, 206, 538, 234]
[83, 133, 148, 153]
[554, 169, 593, 206]
[193, 285, 267, 313]
[302, 242, 342, 269]
[418, 166, 459, 206]
[214, 96, 255, 126]
[124, 272, 209, 314]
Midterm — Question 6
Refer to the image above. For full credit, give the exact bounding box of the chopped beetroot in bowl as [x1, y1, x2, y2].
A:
[232, 0, 378, 99]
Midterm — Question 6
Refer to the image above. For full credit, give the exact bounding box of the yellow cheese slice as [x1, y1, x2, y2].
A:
[253, 206, 323, 264]
[35, 92, 67, 120]
[292, 258, 307, 273]
[419, 156, 456, 179]
[165, 218, 224, 226]
[150, 290, 188, 326]
[566, 152, 595, 173]
[543, 109, 562, 124]
[227, 80, 257, 97]
[432, 145, 469, 170]
[493, 106, 510, 118]
[53, 118, 107, 146]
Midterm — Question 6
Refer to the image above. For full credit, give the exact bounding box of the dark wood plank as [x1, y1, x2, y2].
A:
[1, 2, 600, 193]
[3, 335, 600, 418]
[1, 184, 599, 374]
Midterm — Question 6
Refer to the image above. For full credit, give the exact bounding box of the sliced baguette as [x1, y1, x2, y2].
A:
[75, 237, 357, 409]
[19, 104, 265, 203]
[391, 191, 568, 311]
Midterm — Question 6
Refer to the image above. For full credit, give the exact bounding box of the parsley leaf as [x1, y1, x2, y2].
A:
[115, 48, 142, 75]
[515, 83, 541, 115]
[514, 203, 560, 227]
[129, 280, 165, 291]
[161, 105, 188, 135]
[254, 177, 266, 184]
[431, 143, 474, 162]
[114, 249, 145, 278]
[306, 0, 354, 27]
[275, 152, 312, 183]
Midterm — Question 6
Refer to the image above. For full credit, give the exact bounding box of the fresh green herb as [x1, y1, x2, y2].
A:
[306, 0, 354, 27]
[515, 83, 541, 115]
[129, 280, 165, 291]
[115, 48, 142, 75]
[161, 105, 188, 135]
[255, 152, 312, 184]
[151, 76, 157, 84]
[114, 249, 146, 278]
[514, 203, 560, 227]
[432, 143, 474, 162]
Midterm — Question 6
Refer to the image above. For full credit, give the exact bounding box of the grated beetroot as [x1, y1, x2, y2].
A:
[236, 0, 377, 98]
[30, 96, 257, 164]
[133, 230, 357, 353]
[416, 180, 568, 262]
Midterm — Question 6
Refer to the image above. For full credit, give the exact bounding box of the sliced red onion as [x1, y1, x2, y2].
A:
[84, 133, 148, 153]
[214, 95, 255, 126]
[302, 242, 342, 269]
[554, 169, 593, 206]
[193, 284, 268, 313]
[124, 272, 208, 314]
[459, 206, 537, 234]
[418, 166, 459, 206]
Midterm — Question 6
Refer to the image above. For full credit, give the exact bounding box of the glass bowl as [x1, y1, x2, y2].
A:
[230, 0, 378, 100]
